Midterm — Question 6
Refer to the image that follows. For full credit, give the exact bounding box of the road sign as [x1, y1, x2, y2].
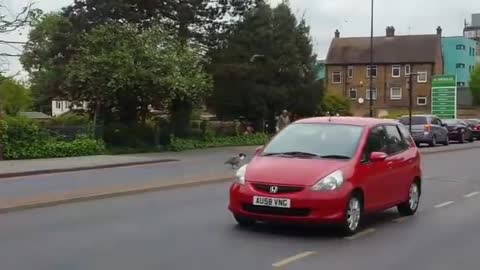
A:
[431, 75, 457, 119]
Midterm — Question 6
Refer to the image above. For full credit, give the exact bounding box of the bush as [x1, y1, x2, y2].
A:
[49, 112, 90, 125]
[0, 117, 105, 160]
[168, 133, 270, 152]
[103, 122, 156, 148]
[320, 94, 352, 116]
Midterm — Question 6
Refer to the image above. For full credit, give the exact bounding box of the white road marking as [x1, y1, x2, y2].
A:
[464, 191, 480, 198]
[434, 201, 454, 208]
[344, 228, 376, 240]
[272, 251, 316, 268]
[392, 216, 409, 223]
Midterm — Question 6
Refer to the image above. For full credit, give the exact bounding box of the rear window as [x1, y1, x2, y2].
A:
[465, 120, 480, 125]
[399, 116, 427, 125]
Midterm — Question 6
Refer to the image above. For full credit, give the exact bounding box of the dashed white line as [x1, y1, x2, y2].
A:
[464, 191, 480, 198]
[344, 228, 376, 240]
[434, 201, 454, 208]
[272, 251, 316, 268]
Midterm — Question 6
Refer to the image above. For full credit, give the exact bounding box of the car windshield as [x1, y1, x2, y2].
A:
[443, 119, 458, 125]
[262, 123, 364, 159]
[399, 116, 427, 125]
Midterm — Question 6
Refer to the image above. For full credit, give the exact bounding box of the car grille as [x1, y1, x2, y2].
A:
[242, 204, 311, 217]
[251, 183, 304, 194]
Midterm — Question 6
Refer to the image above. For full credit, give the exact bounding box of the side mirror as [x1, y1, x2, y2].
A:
[255, 146, 264, 155]
[370, 152, 387, 162]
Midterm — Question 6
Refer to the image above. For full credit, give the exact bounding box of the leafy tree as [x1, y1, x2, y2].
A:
[209, 2, 322, 131]
[320, 93, 351, 116]
[470, 65, 480, 105]
[63, 24, 212, 135]
[0, 79, 32, 116]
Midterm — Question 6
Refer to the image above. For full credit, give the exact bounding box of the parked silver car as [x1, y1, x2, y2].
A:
[398, 115, 449, 147]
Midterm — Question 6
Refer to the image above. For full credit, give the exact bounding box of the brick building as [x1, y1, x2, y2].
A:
[325, 26, 444, 116]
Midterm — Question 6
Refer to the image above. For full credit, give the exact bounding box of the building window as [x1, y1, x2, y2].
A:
[390, 87, 402, 100]
[457, 82, 466, 87]
[456, 44, 466, 50]
[366, 88, 377, 100]
[405, 64, 411, 76]
[392, 65, 401, 78]
[349, 88, 357, 100]
[366, 65, 377, 78]
[417, 71, 428, 83]
[56, 101, 62, 109]
[332, 71, 342, 84]
[347, 66, 354, 79]
[456, 63, 465, 68]
[417, 96, 428, 106]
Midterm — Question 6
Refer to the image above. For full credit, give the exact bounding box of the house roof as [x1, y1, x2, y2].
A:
[19, 112, 52, 119]
[326, 34, 442, 65]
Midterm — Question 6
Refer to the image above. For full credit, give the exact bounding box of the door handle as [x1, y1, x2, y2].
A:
[387, 161, 394, 166]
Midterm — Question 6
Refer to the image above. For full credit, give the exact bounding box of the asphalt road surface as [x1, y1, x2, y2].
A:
[1, 148, 480, 270]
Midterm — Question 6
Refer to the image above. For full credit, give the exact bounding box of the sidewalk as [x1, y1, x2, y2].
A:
[0, 146, 258, 177]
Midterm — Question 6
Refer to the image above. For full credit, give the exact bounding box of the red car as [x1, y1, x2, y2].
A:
[229, 117, 422, 235]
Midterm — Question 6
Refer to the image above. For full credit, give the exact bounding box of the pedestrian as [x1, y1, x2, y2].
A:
[277, 110, 290, 131]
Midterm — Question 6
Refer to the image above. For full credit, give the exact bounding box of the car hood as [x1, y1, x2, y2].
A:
[245, 156, 349, 186]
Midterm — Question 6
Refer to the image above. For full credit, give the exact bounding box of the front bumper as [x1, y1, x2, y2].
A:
[228, 182, 351, 224]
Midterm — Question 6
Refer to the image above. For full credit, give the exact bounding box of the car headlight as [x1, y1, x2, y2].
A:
[311, 170, 344, 191]
[235, 165, 248, 185]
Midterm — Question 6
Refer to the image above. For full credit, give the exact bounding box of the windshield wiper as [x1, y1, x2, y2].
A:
[320, 155, 351, 160]
[262, 151, 320, 157]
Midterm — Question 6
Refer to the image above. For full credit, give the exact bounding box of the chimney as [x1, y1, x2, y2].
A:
[436, 26, 442, 36]
[334, 29, 340, 38]
[386, 26, 395, 37]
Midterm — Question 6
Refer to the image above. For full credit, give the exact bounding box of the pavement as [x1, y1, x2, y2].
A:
[0, 147, 479, 269]
[0, 143, 479, 213]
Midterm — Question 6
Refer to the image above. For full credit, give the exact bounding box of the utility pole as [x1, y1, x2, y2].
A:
[369, 0, 374, 117]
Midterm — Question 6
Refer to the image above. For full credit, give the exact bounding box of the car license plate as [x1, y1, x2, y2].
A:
[253, 196, 291, 208]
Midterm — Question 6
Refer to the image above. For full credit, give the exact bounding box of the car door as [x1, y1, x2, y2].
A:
[358, 125, 393, 211]
[384, 124, 413, 205]
[432, 117, 448, 142]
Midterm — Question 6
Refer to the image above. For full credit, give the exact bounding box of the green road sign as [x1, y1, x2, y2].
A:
[431, 75, 457, 119]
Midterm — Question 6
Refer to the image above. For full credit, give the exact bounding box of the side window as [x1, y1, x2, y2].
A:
[431, 118, 441, 126]
[363, 126, 387, 162]
[385, 125, 408, 155]
[398, 124, 414, 147]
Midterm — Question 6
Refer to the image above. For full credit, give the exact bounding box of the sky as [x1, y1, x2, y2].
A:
[1, 0, 480, 78]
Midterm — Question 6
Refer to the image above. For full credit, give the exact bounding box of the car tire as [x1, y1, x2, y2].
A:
[398, 181, 420, 216]
[234, 215, 255, 227]
[429, 136, 436, 147]
[443, 136, 449, 146]
[342, 194, 362, 236]
[469, 133, 475, 143]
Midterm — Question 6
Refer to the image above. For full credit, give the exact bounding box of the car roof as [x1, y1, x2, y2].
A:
[295, 116, 398, 127]
[399, 114, 435, 118]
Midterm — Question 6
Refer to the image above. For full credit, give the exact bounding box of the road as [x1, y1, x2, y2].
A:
[1, 147, 480, 269]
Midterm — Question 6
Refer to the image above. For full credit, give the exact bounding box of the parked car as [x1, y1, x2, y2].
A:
[229, 117, 422, 235]
[398, 115, 449, 147]
[464, 119, 480, 140]
[442, 119, 474, 143]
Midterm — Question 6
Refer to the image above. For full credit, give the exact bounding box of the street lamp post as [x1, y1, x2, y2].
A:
[408, 73, 419, 134]
[369, 0, 374, 117]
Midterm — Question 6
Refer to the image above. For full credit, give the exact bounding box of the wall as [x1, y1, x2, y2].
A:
[442, 36, 477, 86]
[51, 100, 88, 117]
[326, 63, 436, 116]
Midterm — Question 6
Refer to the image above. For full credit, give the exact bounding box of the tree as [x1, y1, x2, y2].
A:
[63, 24, 211, 134]
[21, 13, 75, 112]
[0, 79, 32, 116]
[210, 2, 322, 131]
[320, 93, 351, 116]
[470, 65, 480, 105]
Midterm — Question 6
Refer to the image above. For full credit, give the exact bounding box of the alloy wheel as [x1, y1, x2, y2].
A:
[346, 197, 361, 232]
[408, 182, 420, 211]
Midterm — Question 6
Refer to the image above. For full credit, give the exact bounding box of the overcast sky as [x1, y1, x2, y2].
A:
[1, 0, 479, 78]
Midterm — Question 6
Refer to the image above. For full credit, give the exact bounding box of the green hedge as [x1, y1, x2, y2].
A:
[0, 117, 105, 160]
[168, 133, 270, 152]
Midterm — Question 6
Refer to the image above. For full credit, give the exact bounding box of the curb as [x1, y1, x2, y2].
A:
[0, 174, 232, 214]
[0, 159, 179, 179]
